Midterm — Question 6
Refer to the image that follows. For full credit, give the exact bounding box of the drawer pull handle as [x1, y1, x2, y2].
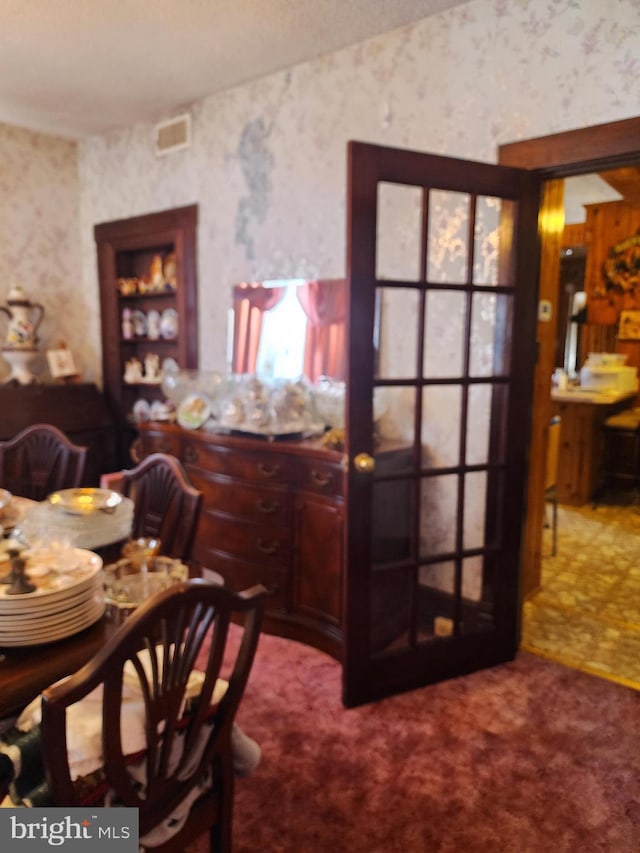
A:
[311, 470, 332, 488]
[184, 447, 198, 463]
[258, 463, 280, 478]
[257, 538, 279, 555]
[256, 499, 280, 514]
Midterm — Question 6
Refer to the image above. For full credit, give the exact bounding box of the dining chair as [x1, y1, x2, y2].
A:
[116, 452, 203, 563]
[40, 579, 268, 853]
[0, 423, 87, 501]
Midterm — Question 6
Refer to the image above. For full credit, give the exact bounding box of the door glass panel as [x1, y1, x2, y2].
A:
[376, 182, 423, 282]
[463, 471, 487, 550]
[472, 196, 502, 286]
[421, 386, 462, 469]
[371, 475, 413, 566]
[423, 290, 466, 378]
[375, 286, 420, 380]
[370, 567, 412, 655]
[374, 385, 417, 446]
[417, 561, 456, 642]
[466, 384, 491, 465]
[462, 557, 494, 633]
[469, 291, 498, 377]
[419, 473, 458, 558]
[427, 190, 470, 284]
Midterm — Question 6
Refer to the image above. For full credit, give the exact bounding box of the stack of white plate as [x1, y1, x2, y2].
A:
[0, 548, 104, 647]
[19, 489, 134, 551]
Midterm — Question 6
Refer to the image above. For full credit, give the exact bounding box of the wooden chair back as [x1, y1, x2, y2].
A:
[0, 423, 87, 501]
[119, 453, 203, 562]
[41, 580, 267, 853]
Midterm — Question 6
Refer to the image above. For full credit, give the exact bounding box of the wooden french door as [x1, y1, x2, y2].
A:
[343, 141, 541, 707]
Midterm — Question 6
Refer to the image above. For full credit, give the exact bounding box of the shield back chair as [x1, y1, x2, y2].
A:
[41, 580, 268, 853]
[0, 423, 87, 501]
[116, 453, 203, 563]
[544, 415, 561, 557]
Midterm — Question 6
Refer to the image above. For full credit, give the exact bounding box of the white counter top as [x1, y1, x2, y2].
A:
[551, 387, 638, 405]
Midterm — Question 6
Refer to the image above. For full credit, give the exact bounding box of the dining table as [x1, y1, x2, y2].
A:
[0, 616, 116, 720]
[0, 489, 133, 720]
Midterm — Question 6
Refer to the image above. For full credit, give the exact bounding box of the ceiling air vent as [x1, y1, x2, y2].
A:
[154, 114, 191, 156]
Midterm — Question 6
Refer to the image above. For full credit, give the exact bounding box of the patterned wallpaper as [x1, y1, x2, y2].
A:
[0, 124, 83, 382]
[76, 0, 639, 382]
[1, 0, 638, 385]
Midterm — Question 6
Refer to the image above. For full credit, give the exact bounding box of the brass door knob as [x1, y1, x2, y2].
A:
[353, 452, 375, 474]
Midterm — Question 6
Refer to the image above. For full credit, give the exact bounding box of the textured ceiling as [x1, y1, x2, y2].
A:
[0, 0, 469, 138]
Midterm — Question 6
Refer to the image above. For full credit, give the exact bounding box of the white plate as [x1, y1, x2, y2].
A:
[131, 309, 147, 337]
[48, 487, 122, 515]
[177, 394, 210, 430]
[161, 356, 179, 374]
[160, 307, 178, 340]
[133, 398, 151, 423]
[0, 549, 102, 608]
[0, 600, 105, 647]
[0, 592, 104, 632]
[0, 583, 103, 621]
[146, 308, 161, 340]
[0, 489, 11, 511]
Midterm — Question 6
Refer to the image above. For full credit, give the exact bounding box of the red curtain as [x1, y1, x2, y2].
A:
[232, 283, 287, 373]
[297, 279, 347, 382]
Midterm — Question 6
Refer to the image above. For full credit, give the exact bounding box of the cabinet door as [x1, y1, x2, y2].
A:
[294, 494, 343, 625]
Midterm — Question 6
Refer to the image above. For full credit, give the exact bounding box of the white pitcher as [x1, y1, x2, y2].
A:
[0, 286, 45, 349]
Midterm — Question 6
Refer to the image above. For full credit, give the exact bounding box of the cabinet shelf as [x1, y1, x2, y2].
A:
[120, 337, 178, 346]
[95, 205, 198, 466]
[117, 291, 177, 301]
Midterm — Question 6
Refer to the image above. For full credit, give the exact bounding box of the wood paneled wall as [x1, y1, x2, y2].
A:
[581, 199, 640, 370]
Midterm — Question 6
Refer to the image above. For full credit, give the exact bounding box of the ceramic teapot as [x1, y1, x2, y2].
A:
[0, 286, 44, 349]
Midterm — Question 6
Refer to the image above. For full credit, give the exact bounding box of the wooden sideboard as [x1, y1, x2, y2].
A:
[0, 383, 118, 485]
[135, 423, 346, 659]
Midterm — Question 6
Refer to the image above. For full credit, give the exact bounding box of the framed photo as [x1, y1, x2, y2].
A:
[618, 310, 640, 341]
[47, 348, 78, 379]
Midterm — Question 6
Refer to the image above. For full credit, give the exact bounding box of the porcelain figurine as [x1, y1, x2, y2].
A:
[124, 357, 143, 384]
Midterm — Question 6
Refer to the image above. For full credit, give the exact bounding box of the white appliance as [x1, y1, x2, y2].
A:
[580, 353, 638, 392]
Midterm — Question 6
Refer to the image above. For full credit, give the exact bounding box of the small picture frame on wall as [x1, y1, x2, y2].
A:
[47, 347, 78, 380]
[618, 310, 640, 341]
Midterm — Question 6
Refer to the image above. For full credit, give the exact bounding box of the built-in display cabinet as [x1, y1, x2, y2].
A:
[95, 205, 198, 465]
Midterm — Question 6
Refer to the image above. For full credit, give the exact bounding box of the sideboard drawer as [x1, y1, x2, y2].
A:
[182, 442, 294, 483]
[139, 429, 182, 458]
[187, 469, 291, 524]
[192, 546, 290, 611]
[295, 457, 344, 497]
[198, 510, 292, 565]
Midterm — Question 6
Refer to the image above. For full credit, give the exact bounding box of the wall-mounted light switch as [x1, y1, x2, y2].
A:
[538, 300, 553, 322]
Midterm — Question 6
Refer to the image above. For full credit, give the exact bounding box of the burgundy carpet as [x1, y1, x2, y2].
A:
[191, 630, 639, 852]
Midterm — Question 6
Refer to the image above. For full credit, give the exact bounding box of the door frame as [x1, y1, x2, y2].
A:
[498, 116, 640, 597]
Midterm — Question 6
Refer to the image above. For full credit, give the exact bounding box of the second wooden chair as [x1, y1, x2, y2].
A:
[115, 452, 203, 563]
[0, 423, 87, 501]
